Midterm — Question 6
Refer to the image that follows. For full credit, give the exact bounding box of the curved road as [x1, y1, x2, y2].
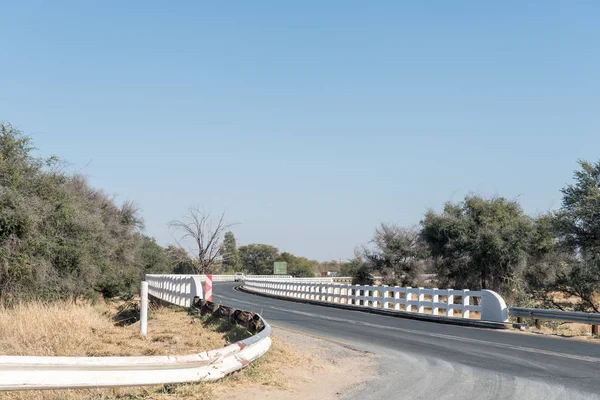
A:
[214, 282, 600, 399]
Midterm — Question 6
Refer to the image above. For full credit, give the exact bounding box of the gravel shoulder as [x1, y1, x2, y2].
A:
[217, 327, 377, 400]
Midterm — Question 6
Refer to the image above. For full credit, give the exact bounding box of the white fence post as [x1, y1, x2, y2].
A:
[462, 290, 471, 319]
[417, 287, 425, 314]
[447, 290, 454, 317]
[140, 281, 148, 336]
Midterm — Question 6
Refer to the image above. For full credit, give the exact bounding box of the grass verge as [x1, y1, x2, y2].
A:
[0, 301, 306, 399]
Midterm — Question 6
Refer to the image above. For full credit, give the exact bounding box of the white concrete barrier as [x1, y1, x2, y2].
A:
[145, 274, 204, 306]
[243, 280, 509, 323]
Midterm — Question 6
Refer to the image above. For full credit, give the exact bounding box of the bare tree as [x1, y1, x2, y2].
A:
[169, 207, 233, 274]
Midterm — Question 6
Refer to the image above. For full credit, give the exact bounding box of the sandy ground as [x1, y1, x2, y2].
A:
[351, 347, 600, 400]
[219, 327, 377, 400]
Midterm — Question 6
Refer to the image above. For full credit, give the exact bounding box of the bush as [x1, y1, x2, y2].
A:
[0, 123, 155, 302]
[352, 266, 374, 285]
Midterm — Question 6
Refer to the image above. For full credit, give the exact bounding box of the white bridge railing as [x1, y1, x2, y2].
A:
[244, 276, 332, 283]
[145, 274, 204, 307]
[243, 279, 508, 323]
[209, 275, 287, 282]
[242, 275, 293, 280]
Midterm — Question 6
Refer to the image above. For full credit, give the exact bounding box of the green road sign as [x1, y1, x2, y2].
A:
[273, 261, 287, 275]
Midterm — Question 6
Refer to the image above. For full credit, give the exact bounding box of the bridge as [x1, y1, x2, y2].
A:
[214, 281, 600, 399]
[2, 275, 600, 398]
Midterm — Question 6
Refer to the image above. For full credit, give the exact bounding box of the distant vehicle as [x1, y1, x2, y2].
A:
[234, 272, 245, 282]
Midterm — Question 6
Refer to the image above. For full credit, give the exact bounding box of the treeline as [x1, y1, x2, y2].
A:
[0, 124, 324, 303]
[3, 123, 598, 313]
[166, 232, 322, 278]
[346, 160, 600, 312]
[0, 124, 158, 302]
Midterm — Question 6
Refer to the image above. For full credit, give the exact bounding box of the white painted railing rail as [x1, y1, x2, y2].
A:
[245, 276, 332, 283]
[243, 275, 293, 280]
[146, 274, 295, 285]
[243, 279, 508, 323]
[0, 278, 272, 391]
[145, 274, 204, 307]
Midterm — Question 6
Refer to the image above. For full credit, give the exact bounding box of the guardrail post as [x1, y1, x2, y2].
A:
[140, 281, 148, 336]
[535, 319, 541, 329]
[593, 325, 598, 336]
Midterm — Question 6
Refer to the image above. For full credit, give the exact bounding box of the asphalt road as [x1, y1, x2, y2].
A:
[213, 282, 600, 399]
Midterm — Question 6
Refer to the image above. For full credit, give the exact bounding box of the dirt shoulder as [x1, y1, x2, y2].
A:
[215, 327, 377, 400]
[0, 301, 376, 400]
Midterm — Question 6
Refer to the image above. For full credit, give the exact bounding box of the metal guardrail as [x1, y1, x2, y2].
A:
[0, 316, 271, 391]
[0, 281, 272, 391]
[509, 306, 600, 325]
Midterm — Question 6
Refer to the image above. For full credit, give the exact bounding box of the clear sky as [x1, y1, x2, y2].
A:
[1, 1, 599, 261]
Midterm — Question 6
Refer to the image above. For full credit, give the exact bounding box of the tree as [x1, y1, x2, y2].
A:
[554, 160, 600, 256]
[169, 208, 232, 274]
[507, 212, 580, 305]
[317, 260, 342, 276]
[340, 261, 359, 277]
[353, 266, 375, 285]
[364, 224, 425, 286]
[347, 250, 373, 285]
[220, 231, 241, 273]
[421, 195, 535, 295]
[239, 244, 279, 275]
[166, 245, 195, 274]
[0, 123, 146, 302]
[552, 160, 600, 311]
[138, 236, 169, 275]
[276, 252, 317, 277]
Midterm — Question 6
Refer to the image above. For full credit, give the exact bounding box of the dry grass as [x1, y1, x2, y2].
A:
[510, 319, 599, 340]
[0, 301, 232, 357]
[0, 301, 306, 400]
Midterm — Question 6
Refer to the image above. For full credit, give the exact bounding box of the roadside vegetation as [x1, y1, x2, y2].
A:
[0, 123, 324, 305]
[1, 121, 598, 319]
[0, 122, 326, 397]
[0, 301, 306, 400]
[343, 159, 600, 317]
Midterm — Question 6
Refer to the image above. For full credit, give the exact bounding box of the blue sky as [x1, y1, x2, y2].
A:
[1, 1, 599, 261]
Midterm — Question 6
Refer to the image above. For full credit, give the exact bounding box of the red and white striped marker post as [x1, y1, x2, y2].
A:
[204, 274, 213, 301]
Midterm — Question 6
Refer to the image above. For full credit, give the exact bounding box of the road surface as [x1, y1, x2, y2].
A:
[213, 282, 600, 399]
